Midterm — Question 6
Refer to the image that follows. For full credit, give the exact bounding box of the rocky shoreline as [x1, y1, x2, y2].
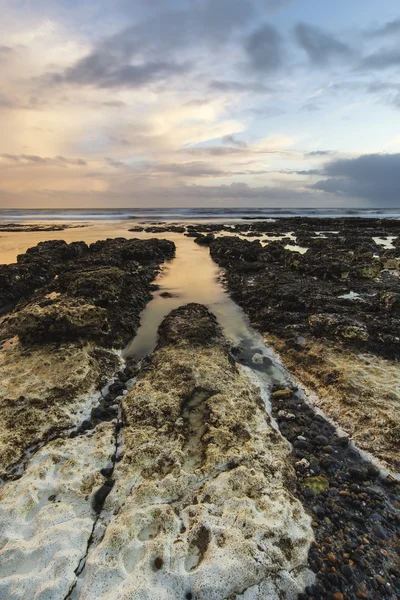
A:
[205, 218, 400, 599]
[0, 222, 399, 600]
[0, 237, 175, 478]
[70, 304, 314, 600]
[209, 219, 400, 471]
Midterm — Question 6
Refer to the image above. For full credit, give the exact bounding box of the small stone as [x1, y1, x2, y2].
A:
[271, 389, 293, 399]
[315, 435, 329, 446]
[348, 467, 368, 481]
[341, 564, 353, 579]
[372, 524, 387, 539]
[367, 463, 380, 478]
[332, 593, 344, 600]
[327, 553, 337, 564]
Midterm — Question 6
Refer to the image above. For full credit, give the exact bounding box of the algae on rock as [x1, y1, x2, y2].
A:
[76, 305, 314, 600]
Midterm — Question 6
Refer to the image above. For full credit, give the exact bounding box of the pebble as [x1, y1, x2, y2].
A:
[315, 435, 329, 446]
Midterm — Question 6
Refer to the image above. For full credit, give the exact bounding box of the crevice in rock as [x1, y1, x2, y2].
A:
[63, 361, 136, 600]
[180, 387, 216, 474]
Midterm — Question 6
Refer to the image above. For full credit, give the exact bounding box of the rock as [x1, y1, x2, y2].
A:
[0, 238, 176, 348]
[348, 467, 369, 481]
[157, 303, 224, 348]
[303, 475, 329, 494]
[271, 389, 293, 399]
[383, 258, 400, 270]
[372, 523, 387, 539]
[315, 435, 329, 446]
[6, 298, 109, 344]
[77, 304, 314, 599]
[367, 463, 380, 478]
[0, 424, 115, 598]
[92, 479, 115, 513]
[0, 340, 120, 476]
[194, 233, 215, 246]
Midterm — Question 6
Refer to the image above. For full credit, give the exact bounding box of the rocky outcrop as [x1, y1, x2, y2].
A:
[267, 334, 400, 472]
[209, 228, 400, 473]
[6, 298, 109, 344]
[0, 237, 175, 475]
[0, 338, 120, 476]
[0, 238, 175, 345]
[0, 223, 83, 232]
[210, 234, 400, 359]
[75, 305, 314, 599]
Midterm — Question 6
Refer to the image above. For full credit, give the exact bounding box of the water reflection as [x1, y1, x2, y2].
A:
[124, 235, 255, 360]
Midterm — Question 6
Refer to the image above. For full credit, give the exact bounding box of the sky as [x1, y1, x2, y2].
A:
[0, 0, 400, 208]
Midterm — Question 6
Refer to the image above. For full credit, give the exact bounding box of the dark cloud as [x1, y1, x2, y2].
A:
[210, 80, 274, 93]
[295, 23, 352, 65]
[184, 146, 249, 157]
[367, 19, 400, 38]
[0, 154, 86, 166]
[134, 160, 268, 178]
[222, 135, 247, 148]
[312, 153, 400, 205]
[358, 48, 400, 71]
[183, 145, 291, 158]
[306, 150, 332, 157]
[50, 1, 258, 89]
[152, 161, 228, 177]
[244, 24, 284, 72]
[61, 58, 187, 89]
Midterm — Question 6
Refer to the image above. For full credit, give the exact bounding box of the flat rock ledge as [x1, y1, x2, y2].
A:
[0, 237, 175, 477]
[75, 305, 314, 600]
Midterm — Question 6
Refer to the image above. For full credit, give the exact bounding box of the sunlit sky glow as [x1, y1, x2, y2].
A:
[1, 0, 400, 208]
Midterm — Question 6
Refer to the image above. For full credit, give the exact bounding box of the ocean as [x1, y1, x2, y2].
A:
[0, 207, 400, 222]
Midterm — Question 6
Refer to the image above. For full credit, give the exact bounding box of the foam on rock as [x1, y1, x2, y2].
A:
[75, 304, 314, 599]
[0, 423, 115, 599]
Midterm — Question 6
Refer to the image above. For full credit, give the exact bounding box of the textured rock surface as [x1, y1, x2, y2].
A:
[268, 334, 400, 472]
[0, 338, 120, 476]
[6, 298, 110, 344]
[210, 229, 400, 359]
[0, 238, 175, 347]
[76, 305, 314, 599]
[0, 424, 115, 599]
[209, 226, 400, 472]
[0, 237, 175, 476]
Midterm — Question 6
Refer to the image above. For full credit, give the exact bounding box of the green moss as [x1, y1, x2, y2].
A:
[303, 475, 329, 494]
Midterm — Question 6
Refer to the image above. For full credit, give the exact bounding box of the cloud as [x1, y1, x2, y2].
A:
[183, 146, 250, 157]
[312, 153, 400, 205]
[367, 19, 400, 38]
[145, 160, 269, 178]
[306, 150, 332, 157]
[295, 22, 352, 65]
[358, 48, 400, 71]
[0, 154, 86, 166]
[59, 57, 188, 89]
[222, 135, 247, 148]
[49, 0, 258, 89]
[209, 80, 274, 94]
[244, 24, 284, 72]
